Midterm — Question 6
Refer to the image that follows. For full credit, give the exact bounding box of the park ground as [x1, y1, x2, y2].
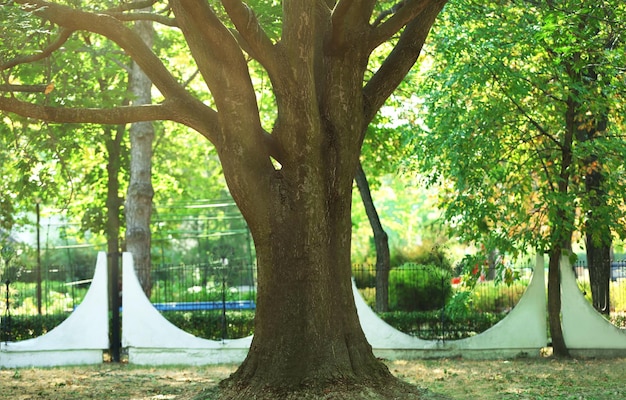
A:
[1, 356, 625, 399]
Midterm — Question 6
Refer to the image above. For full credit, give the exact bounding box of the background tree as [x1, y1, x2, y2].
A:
[0, 1, 448, 398]
[126, 11, 156, 297]
[412, 0, 626, 355]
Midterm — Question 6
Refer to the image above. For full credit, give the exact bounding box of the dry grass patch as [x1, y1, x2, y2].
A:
[1, 357, 625, 399]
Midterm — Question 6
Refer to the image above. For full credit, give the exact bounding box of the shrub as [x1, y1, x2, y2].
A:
[161, 310, 255, 340]
[389, 264, 452, 311]
[469, 280, 528, 313]
[352, 264, 376, 289]
[378, 310, 505, 340]
[1, 314, 68, 341]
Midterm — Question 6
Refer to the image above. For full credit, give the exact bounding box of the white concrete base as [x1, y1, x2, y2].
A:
[357, 254, 548, 359]
[561, 256, 626, 357]
[0, 252, 109, 368]
[123, 252, 548, 364]
[121, 253, 252, 365]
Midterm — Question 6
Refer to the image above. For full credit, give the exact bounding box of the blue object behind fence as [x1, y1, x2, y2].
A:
[151, 300, 256, 312]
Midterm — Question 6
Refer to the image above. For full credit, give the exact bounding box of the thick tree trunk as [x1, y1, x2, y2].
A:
[355, 162, 390, 312]
[220, 161, 419, 399]
[125, 18, 154, 296]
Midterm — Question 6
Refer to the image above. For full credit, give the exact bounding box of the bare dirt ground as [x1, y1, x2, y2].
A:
[1, 356, 625, 399]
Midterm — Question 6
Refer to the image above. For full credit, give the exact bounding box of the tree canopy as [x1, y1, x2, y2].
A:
[1, 1, 448, 398]
[411, 0, 626, 355]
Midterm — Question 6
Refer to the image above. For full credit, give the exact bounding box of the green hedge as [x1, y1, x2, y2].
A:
[379, 310, 505, 340]
[161, 310, 255, 340]
[1, 314, 69, 342]
[389, 264, 452, 311]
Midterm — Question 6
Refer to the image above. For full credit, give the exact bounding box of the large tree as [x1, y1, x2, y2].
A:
[0, 0, 447, 398]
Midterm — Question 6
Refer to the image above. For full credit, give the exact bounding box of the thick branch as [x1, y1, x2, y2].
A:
[363, 0, 446, 127]
[1, 28, 73, 71]
[0, 84, 48, 93]
[0, 96, 172, 124]
[328, 0, 376, 52]
[107, 0, 160, 12]
[15, 0, 187, 101]
[329, 0, 353, 50]
[369, 0, 432, 49]
[170, 0, 265, 144]
[221, 0, 283, 81]
[105, 12, 178, 27]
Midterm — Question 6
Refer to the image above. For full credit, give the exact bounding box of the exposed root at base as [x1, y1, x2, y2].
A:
[187, 378, 452, 400]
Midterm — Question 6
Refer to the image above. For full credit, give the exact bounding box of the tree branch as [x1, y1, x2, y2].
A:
[0, 96, 172, 125]
[0, 84, 48, 93]
[106, 0, 160, 12]
[368, 0, 433, 49]
[105, 12, 178, 27]
[363, 0, 447, 127]
[371, 1, 403, 28]
[329, 0, 376, 53]
[1, 28, 73, 71]
[329, 0, 353, 50]
[15, 0, 188, 101]
[170, 0, 273, 165]
[221, 0, 283, 81]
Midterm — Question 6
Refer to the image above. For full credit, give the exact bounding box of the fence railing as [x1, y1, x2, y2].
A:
[5, 256, 625, 343]
[352, 263, 533, 340]
[149, 259, 257, 340]
[1, 257, 97, 342]
[574, 259, 626, 318]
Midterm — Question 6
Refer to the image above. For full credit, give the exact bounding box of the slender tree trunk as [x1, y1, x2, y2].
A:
[547, 247, 569, 357]
[126, 17, 154, 296]
[104, 124, 124, 362]
[547, 95, 578, 358]
[355, 162, 390, 312]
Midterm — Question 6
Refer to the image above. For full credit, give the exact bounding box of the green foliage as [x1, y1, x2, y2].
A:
[378, 310, 504, 340]
[410, 0, 626, 255]
[1, 314, 68, 341]
[160, 310, 254, 340]
[388, 264, 452, 311]
[391, 241, 452, 271]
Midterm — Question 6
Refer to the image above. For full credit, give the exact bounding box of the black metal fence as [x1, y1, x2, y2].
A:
[5, 255, 625, 343]
[1, 254, 97, 342]
[149, 258, 257, 340]
[574, 259, 626, 320]
[352, 263, 534, 340]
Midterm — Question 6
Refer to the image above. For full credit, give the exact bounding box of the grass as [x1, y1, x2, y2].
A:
[1, 356, 625, 399]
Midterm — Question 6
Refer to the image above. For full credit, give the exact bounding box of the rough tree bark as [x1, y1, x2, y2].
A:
[585, 148, 612, 315]
[126, 16, 155, 297]
[355, 162, 390, 312]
